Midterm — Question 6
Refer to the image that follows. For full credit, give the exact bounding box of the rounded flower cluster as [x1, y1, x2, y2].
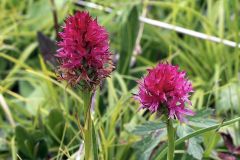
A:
[135, 63, 195, 121]
[56, 11, 113, 90]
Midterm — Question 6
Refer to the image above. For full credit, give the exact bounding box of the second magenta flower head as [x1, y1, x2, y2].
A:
[135, 63, 195, 122]
[56, 11, 113, 90]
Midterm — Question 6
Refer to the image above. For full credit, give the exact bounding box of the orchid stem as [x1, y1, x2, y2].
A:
[167, 119, 175, 160]
[82, 91, 94, 160]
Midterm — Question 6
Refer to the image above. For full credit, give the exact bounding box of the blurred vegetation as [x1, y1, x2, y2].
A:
[0, 0, 239, 159]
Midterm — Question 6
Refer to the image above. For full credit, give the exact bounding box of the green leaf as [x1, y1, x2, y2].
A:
[53, 122, 65, 140]
[15, 126, 33, 158]
[47, 109, 65, 129]
[19, 81, 34, 97]
[24, 83, 49, 115]
[25, 0, 52, 31]
[176, 125, 194, 138]
[118, 5, 139, 75]
[216, 82, 240, 113]
[187, 138, 203, 160]
[45, 109, 66, 145]
[31, 130, 45, 142]
[177, 125, 203, 160]
[188, 108, 214, 119]
[154, 117, 240, 159]
[132, 121, 166, 135]
[189, 119, 218, 128]
[188, 109, 218, 128]
[24, 140, 34, 158]
[133, 130, 166, 160]
[15, 126, 48, 159]
[203, 130, 220, 157]
[33, 139, 48, 159]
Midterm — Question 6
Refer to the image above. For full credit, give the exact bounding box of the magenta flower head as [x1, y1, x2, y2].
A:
[56, 11, 113, 90]
[135, 63, 195, 122]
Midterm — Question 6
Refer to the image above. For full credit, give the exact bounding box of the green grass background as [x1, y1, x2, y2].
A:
[0, 0, 240, 159]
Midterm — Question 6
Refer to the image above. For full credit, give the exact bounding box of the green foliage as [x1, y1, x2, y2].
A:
[15, 125, 48, 159]
[118, 5, 140, 75]
[0, 0, 240, 160]
[133, 130, 166, 160]
[131, 121, 166, 135]
[177, 125, 203, 160]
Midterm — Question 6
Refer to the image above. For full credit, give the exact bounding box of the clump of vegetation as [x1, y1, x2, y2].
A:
[0, 0, 239, 160]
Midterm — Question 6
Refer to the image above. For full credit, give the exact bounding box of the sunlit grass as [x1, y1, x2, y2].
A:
[0, 0, 239, 160]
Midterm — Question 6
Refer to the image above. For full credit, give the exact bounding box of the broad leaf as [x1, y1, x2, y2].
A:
[187, 138, 204, 160]
[131, 121, 166, 135]
[33, 139, 48, 159]
[133, 130, 166, 160]
[216, 82, 240, 113]
[188, 109, 218, 128]
[177, 125, 204, 160]
[47, 109, 65, 130]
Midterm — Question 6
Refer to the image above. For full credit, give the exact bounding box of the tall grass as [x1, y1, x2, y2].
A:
[0, 0, 239, 160]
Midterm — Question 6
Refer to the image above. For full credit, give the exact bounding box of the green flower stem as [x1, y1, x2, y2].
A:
[82, 91, 94, 160]
[167, 119, 175, 160]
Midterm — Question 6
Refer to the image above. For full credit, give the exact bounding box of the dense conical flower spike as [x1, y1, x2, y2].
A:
[56, 11, 113, 90]
[135, 63, 195, 122]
